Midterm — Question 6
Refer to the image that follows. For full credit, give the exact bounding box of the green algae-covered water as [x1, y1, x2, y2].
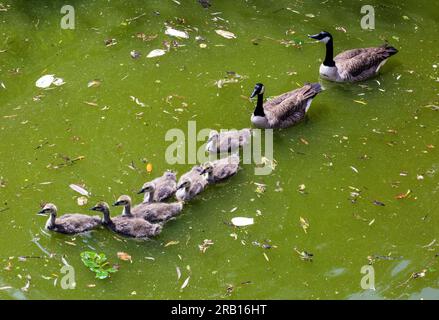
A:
[0, 0, 438, 300]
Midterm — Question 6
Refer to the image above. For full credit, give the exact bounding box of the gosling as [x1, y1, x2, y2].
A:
[115, 193, 183, 223]
[137, 170, 177, 203]
[37, 203, 101, 234]
[175, 165, 208, 201]
[202, 154, 240, 184]
[91, 202, 162, 238]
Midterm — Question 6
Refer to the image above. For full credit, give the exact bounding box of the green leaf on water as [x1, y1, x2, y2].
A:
[80, 251, 118, 280]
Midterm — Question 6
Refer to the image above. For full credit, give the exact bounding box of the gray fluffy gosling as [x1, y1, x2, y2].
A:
[202, 154, 240, 184]
[138, 170, 177, 203]
[38, 203, 101, 234]
[91, 201, 162, 238]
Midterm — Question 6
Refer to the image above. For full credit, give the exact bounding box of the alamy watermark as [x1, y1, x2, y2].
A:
[60, 5, 75, 29]
[360, 265, 376, 290]
[360, 5, 375, 30]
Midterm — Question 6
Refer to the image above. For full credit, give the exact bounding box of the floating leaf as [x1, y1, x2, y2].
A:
[165, 240, 179, 247]
[215, 29, 236, 39]
[165, 27, 189, 39]
[69, 184, 89, 196]
[147, 49, 166, 58]
[181, 276, 190, 290]
[117, 252, 132, 262]
[87, 79, 101, 88]
[231, 217, 254, 227]
[35, 74, 55, 88]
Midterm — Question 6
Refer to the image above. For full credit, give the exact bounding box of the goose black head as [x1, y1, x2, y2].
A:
[137, 182, 155, 194]
[308, 31, 333, 44]
[113, 195, 131, 207]
[250, 83, 265, 98]
[38, 203, 57, 216]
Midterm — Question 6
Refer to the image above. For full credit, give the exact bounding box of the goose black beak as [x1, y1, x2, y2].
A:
[250, 89, 258, 99]
[308, 34, 320, 40]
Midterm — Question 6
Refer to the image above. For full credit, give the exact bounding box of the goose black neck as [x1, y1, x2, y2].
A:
[323, 39, 335, 67]
[253, 93, 265, 117]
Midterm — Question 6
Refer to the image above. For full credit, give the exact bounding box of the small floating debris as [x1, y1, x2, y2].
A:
[165, 27, 189, 39]
[87, 79, 101, 88]
[231, 217, 254, 227]
[130, 50, 141, 59]
[104, 38, 117, 47]
[198, 239, 214, 253]
[299, 217, 309, 234]
[117, 252, 132, 262]
[294, 247, 313, 261]
[215, 29, 236, 39]
[372, 200, 385, 206]
[147, 49, 166, 58]
[77, 196, 88, 206]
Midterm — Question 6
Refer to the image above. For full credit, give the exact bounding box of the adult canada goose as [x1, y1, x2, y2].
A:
[206, 129, 251, 153]
[202, 154, 240, 184]
[114, 194, 183, 223]
[249, 83, 322, 129]
[91, 202, 162, 238]
[138, 171, 177, 203]
[37, 203, 101, 234]
[175, 166, 208, 201]
[308, 31, 398, 82]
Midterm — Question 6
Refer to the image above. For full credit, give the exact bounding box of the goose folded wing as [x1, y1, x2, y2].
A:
[265, 85, 316, 123]
[336, 47, 392, 78]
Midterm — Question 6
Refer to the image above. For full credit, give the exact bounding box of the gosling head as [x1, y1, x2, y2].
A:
[201, 162, 214, 175]
[177, 179, 191, 190]
[137, 182, 155, 195]
[308, 31, 332, 44]
[113, 195, 131, 207]
[250, 83, 265, 98]
[164, 170, 176, 180]
[90, 202, 110, 213]
[38, 203, 57, 216]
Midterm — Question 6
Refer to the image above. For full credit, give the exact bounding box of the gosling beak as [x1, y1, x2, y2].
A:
[308, 34, 320, 40]
[250, 89, 258, 99]
[90, 206, 98, 211]
[137, 188, 146, 194]
[112, 201, 121, 206]
[37, 209, 47, 216]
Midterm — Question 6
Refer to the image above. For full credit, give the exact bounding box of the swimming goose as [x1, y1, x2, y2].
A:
[175, 166, 208, 201]
[91, 202, 162, 238]
[249, 82, 322, 129]
[37, 203, 101, 234]
[202, 154, 240, 184]
[206, 129, 251, 153]
[114, 194, 183, 223]
[138, 171, 177, 203]
[308, 31, 398, 82]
